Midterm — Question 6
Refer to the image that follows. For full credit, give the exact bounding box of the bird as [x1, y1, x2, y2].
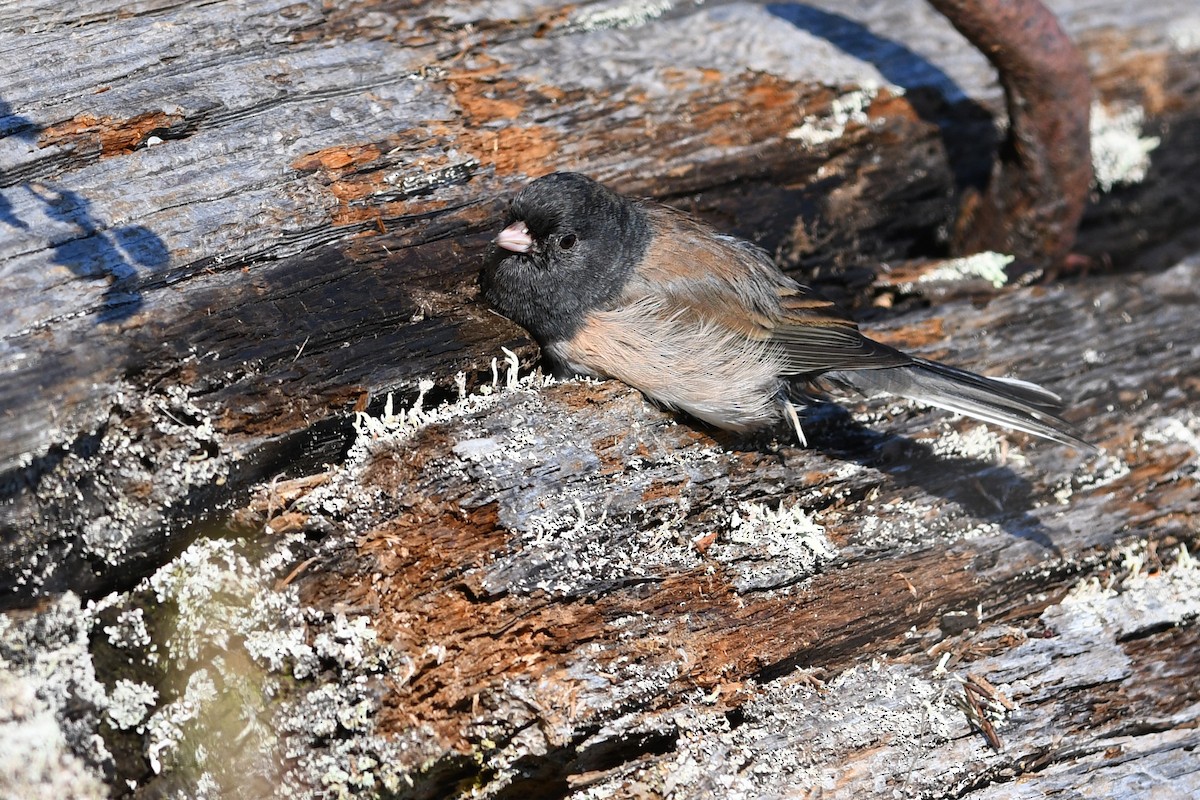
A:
[480, 171, 1089, 449]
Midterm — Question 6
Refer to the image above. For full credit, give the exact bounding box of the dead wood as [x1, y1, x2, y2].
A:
[1, 2, 1199, 796]
[2, 0, 1199, 603]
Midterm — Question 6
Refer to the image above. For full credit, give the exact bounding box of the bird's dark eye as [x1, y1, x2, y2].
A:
[557, 233, 577, 250]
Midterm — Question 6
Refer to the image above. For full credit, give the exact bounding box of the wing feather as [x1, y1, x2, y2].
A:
[622, 204, 909, 376]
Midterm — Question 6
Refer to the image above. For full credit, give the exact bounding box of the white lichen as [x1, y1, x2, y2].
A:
[103, 606, 152, 650]
[105, 679, 158, 731]
[0, 593, 113, 777]
[1140, 414, 1200, 451]
[1167, 16, 1200, 50]
[579, 661, 957, 800]
[81, 491, 430, 797]
[350, 349, 546, 445]
[787, 88, 880, 148]
[571, 0, 679, 31]
[918, 251, 1014, 289]
[144, 668, 218, 774]
[312, 614, 379, 671]
[1091, 102, 1160, 192]
[81, 515, 138, 565]
[930, 424, 1010, 461]
[15, 372, 231, 596]
[1050, 451, 1132, 506]
[720, 500, 837, 592]
[0, 670, 107, 800]
[1061, 542, 1200, 638]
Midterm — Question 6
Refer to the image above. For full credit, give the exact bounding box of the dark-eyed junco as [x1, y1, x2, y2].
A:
[481, 172, 1088, 448]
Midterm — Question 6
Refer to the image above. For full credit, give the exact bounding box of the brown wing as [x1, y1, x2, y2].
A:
[624, 203, 910, 377]
[770, 285, 912, 375]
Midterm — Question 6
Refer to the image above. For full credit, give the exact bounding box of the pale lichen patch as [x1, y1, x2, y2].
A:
[717, 500, 837, 592]
[577, 661, 958, 800]
[103, 606, 152, 651]
[930, 423, 1010, 461]
[787, 87, 881, 148]
[0, 593, 113, 788]
[0, 668, 108, 800]
[571, 0, 677, 31]
[106, 679, 158, 731]
[1167, 16, 1200, 50]
[1091, 102, 1161, 192]
[918, 251, 1014, 289]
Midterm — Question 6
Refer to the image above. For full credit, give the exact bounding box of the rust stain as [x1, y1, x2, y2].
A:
[301, 500, 608, 749]
[686, 74, 896, 156]
[290, 64, 568, 224]
[445, 62, 564, 176]
[744, 81, 803, 114]
[39, 110, 186, 156]
[640, 480, 683, 503]
[450, 75, 528, 123]
[868, 317, 947, 350]
[658, 67, 697, 92]
[556, 380, 629, 410]
[866, 87, 921, 124]
[458, 123, 560, 178]
[291, 63, 899, 232]
[292, 130, 465, 226]
[297, 452, 990, 750]
[292, 143, 384, 173]
[690, 75, 813, 149]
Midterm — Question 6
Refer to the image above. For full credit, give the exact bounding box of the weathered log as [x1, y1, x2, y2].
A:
[0, 0, 948, 601]
[278, 260, 1199, 798]
[2, 3, 1200, 795]
[2, 0, 1199, 603]
[3, 256, 1192, 797]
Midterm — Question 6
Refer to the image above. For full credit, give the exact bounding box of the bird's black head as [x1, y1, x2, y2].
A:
[480, 172, 651, 345]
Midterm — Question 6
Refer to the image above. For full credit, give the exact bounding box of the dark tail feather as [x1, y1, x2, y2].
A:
[833, 357, 1093, 449]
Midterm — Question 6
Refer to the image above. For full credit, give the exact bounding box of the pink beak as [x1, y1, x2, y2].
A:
[495, 220, 533, 253]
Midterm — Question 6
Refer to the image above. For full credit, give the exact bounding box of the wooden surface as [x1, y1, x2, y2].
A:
[111, 257, 1197, 798]
[2, 0, 1199, 602]
[1, 1, 1199, 798]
